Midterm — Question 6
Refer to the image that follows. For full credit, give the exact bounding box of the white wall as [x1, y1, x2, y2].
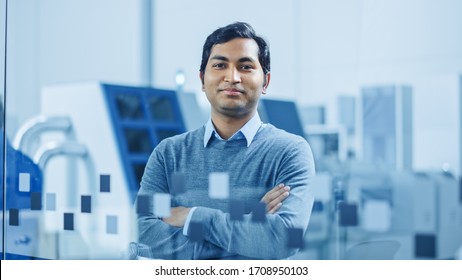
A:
[6, 0, 149, 136]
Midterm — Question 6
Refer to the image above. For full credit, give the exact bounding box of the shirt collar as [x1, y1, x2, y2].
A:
[203, 112, 262, 147]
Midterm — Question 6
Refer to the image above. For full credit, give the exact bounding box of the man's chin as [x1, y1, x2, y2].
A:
[218, 107, 253, 119]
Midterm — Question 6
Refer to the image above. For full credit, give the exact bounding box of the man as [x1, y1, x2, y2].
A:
[137, 22, 315, 259]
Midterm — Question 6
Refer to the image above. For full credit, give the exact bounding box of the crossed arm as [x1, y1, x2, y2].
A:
[137, 183, 295, 259]
[163, 183, 290, 227]
[137, 140, 314, 259]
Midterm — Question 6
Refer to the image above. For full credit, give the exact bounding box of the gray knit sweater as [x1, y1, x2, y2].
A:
[137, 124, 315, 259]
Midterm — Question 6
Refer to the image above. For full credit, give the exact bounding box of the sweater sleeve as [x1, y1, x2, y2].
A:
[136, 145, 234, 260]
[188, 139, 315, 259]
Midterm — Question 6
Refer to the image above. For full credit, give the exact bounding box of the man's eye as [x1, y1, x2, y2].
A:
[241, 65, 253, 70]
[213, 63, 225, 68]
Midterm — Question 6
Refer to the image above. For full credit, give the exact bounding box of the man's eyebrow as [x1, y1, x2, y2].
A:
[238, 57, 256, 63]
[210, 55, 229, 61]
[209, 56, 256, 63]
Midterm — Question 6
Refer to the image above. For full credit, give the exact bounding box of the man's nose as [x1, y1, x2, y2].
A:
[224, 67, 241, 83]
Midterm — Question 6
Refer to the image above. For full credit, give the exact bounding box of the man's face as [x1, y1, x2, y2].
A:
[201, 38, 270, 119]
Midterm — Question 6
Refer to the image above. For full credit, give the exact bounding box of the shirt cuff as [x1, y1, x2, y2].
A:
[182, 207, 197, 236]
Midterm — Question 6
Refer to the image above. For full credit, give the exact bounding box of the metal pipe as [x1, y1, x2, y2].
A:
[13, 115, 73, 156]
[33, 141, 87, 170]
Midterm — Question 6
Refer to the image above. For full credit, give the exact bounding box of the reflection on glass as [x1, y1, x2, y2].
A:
[156, 130, 180, 142]
[123, 128, 152, 153]
[147, 96, 174, 121]
[115, 94, 145, 120]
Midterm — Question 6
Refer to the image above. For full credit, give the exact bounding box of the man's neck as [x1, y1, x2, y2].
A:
[211, 112, 254, 140]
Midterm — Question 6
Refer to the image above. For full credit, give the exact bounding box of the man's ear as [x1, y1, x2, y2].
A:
[199, 72, 205, 91]
[262, 72, 271, 95]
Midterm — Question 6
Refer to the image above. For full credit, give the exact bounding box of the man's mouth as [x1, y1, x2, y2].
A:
[220, 88, 244, 96]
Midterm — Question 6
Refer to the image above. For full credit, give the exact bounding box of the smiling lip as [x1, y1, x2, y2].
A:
[220, 88, 244, 95]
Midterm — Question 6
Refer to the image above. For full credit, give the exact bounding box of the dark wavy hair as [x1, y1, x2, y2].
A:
[199, 22, 270, 81]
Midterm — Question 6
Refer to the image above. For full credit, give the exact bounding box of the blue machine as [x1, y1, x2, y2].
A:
[1, 138, 43, 210]
[40, 83, 186, 203]
[258, 98, 305, 138]
[102, 84, 186, 201]
[1, 135, 43, 259]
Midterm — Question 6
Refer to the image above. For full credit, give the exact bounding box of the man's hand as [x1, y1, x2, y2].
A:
[261, 183, 290, 214]
[162, 206, 191, 227]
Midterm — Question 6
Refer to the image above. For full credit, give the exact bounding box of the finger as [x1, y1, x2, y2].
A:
[268, 202, 282, 214]
[262, 184, 284, 200]
[261, 184, 286, 203]
[266, 186, 290, 210]
[266, 188, 290, 210]
[270, 183, 285, 193]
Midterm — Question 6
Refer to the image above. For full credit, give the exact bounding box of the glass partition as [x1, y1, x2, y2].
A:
[1, 0, 6, 261]
[2, 0, 461, 261]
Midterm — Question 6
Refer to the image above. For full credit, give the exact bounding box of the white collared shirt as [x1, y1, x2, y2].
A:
[203, 112, 265, 148]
